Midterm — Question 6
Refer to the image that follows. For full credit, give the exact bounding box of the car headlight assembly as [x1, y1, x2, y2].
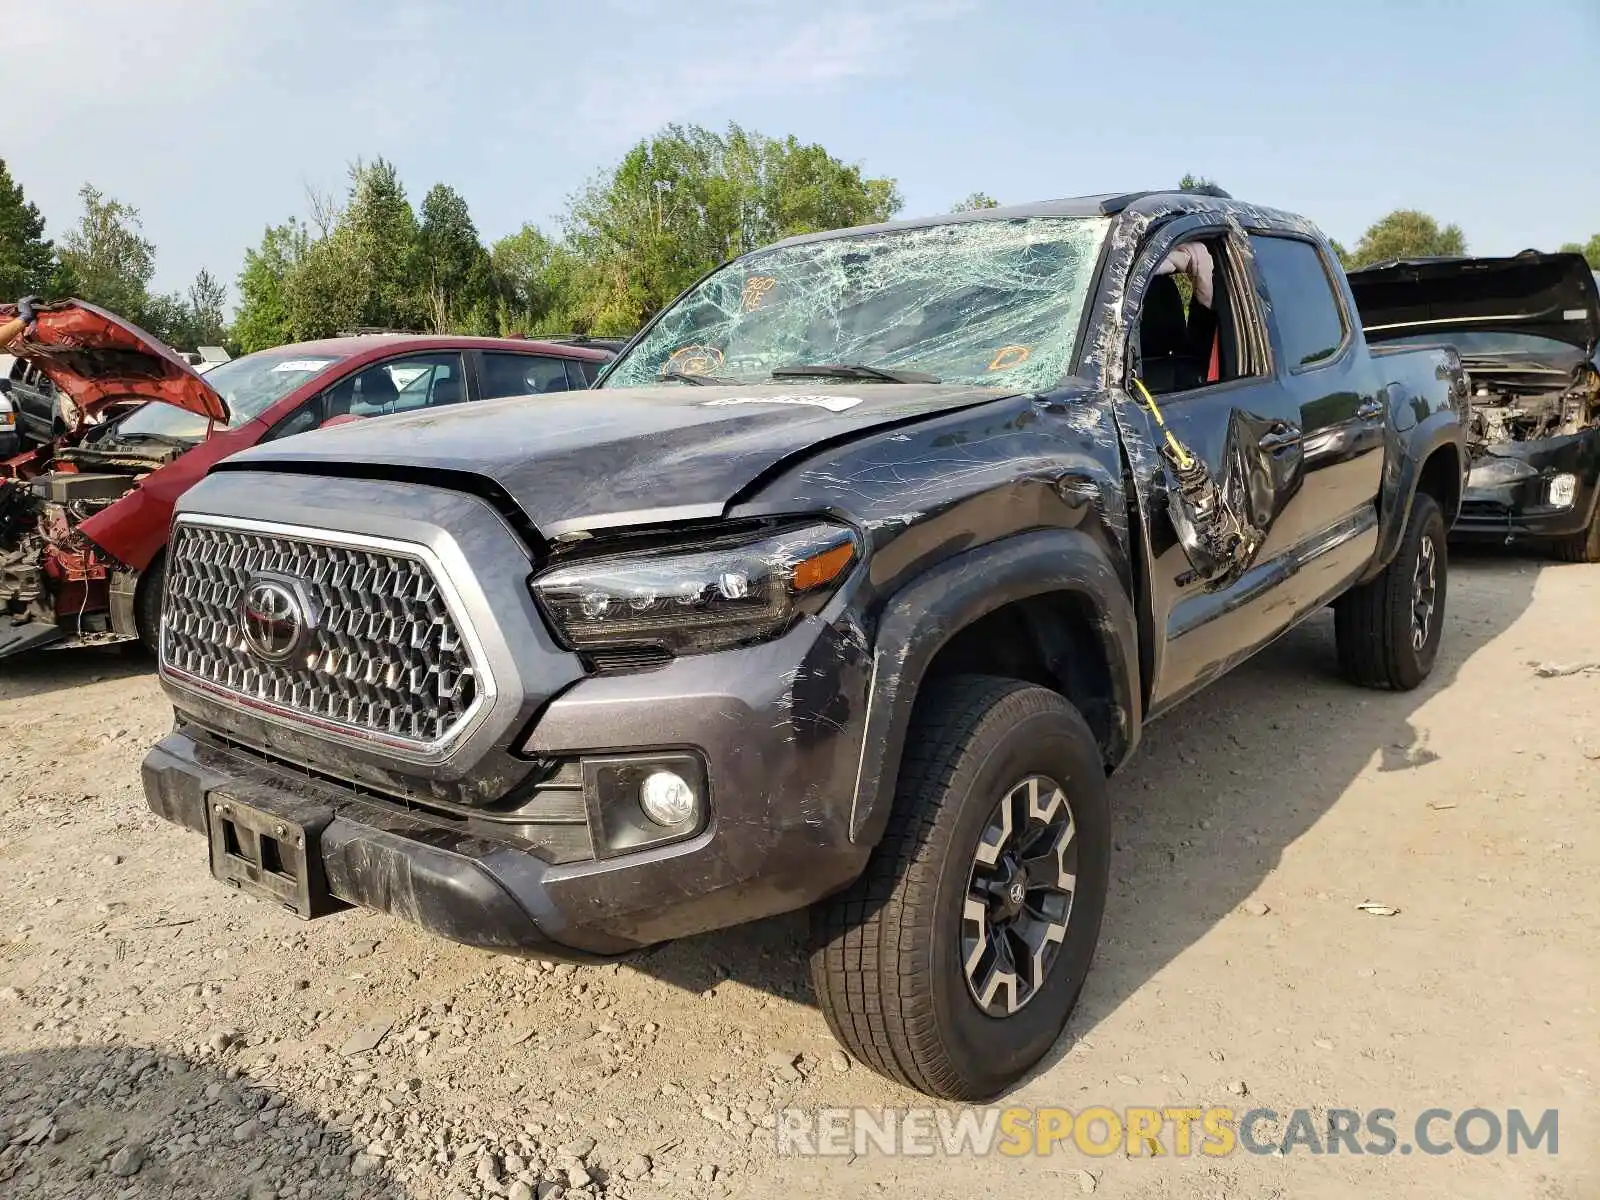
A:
[1466, 456, 1537, 489]
[531, 521, 859, 655]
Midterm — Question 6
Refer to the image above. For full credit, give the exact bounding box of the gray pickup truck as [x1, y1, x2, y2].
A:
[142, 190, 1467, 1099]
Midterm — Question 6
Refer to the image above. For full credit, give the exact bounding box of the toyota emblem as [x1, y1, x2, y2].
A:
[239, 576, 312, 662]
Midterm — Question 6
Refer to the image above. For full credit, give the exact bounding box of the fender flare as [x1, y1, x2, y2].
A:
[847, 528, 1141, 846]
[1363, 411, 1465, 584]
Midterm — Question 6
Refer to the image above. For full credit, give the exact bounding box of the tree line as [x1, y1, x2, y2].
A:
[2, 142, 1597, 357]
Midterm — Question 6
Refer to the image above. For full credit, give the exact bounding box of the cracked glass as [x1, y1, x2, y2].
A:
[603, 216, 1112, 393]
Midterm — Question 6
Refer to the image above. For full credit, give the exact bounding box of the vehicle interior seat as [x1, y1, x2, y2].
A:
[321, 376, 357, 420]
[430, 372, 466, 405]
[1140, 274, 1206, 393]
[353, 368, 400, 415]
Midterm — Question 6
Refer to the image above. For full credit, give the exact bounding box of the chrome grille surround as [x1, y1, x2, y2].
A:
[160, 514, 496, 763]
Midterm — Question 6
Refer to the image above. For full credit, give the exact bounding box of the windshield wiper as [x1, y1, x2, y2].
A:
[773, 363, 941, 384]
[657, 369, 727, 386]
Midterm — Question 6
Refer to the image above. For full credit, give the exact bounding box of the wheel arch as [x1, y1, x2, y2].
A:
[848, 529, 1141, 847]
[1362, 416, 1465, 585]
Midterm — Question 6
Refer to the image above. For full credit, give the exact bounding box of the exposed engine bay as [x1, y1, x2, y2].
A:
[0, 434, 180, 652]
[1465, 359, 1600, 456]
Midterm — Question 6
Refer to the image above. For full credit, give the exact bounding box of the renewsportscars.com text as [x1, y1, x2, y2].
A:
[775, 1106, 1559, 1159]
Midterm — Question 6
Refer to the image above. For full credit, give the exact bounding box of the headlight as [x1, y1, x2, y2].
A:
[1466, 457, 1537, 488]
[1548, 473, 1578, 509]
[531, 521, 859, 655]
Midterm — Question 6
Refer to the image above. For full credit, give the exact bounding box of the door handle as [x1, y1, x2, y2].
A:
[1258, 422, 1302, 452]
[1356, 397, 1386, 420]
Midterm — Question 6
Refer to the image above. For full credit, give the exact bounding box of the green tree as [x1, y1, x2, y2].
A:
[490, 224, 582, 336]
[1349, 210, 1467, 269]
[951, 191, 999, 212]
[136, 269, 229, 349]
[283, 235, 366, 339]
[234, 220, 308, 353]
[1558, 235, 1600, 270]
[1178, 174, 1224, 195]
[565, 122, 901, 333]
[282, 158, 427, 338]
[339, 157, 426, 330]
[139, 292, 191, 344]
[59, 185, 156, 318]
[0, 159, 63, 298]
[187, 268, 229, 346]
[418, 183, 495, 334]
[1328, 238, 1352, 268]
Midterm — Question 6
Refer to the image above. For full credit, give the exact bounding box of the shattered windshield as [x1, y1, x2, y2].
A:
[602, 216, 1111, 393]
[112, 349, 348, 441]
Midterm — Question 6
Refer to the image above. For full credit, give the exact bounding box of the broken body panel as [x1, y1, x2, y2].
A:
[1349, 254, 1600, 546]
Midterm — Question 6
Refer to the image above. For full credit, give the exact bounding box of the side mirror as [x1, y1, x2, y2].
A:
[0, 378, 12, 395]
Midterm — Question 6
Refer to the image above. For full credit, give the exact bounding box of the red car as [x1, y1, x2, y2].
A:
[0, 300, 613, 658]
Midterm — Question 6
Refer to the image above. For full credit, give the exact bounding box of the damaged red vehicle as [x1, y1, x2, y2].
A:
[0, 300, 614, 659]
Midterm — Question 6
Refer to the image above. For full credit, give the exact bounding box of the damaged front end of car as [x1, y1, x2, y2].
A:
[1350, 252, 1600, 549]
[0, 300, 226, 658]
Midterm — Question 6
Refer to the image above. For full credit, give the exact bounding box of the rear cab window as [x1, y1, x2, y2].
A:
[1248, 235, 1349, 370]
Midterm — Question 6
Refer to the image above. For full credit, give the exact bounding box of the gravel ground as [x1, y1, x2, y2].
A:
[1, 552, 1596, 1199]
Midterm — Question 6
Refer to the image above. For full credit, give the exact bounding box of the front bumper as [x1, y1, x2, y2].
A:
[1452, 430, 1600, 542]
[142, 609, 876, 958]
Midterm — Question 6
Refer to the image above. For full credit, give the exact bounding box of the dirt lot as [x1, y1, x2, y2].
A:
[1, 551, 1596, 1200]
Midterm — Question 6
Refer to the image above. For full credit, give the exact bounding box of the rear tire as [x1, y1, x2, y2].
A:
[808, 675, 1110, 1100]
[1334, 492, 1447, 690]
[1551, 506, 1600, 564]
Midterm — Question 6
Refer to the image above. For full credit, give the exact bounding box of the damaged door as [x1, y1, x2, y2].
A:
[1118, 221, 1312, 712]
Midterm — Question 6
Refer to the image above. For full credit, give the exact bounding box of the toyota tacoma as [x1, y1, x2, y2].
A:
[142, 190, 1468, 1099]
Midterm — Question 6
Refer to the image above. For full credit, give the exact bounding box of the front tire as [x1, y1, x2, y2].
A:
[1551, 505, 1600, 564]
[133, 551, 167, 655]
[1334, 492, 1447, 690]
[808, 676, 1110, 1100]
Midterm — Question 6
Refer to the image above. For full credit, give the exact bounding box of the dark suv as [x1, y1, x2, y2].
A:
[141, 191, 1466, 1099]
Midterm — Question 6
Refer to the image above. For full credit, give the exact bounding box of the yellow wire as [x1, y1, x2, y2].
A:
[1132, 377, 1195, 471]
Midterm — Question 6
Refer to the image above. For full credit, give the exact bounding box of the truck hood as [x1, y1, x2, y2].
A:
[217, 382, 1013, 537]
[0, 299, 228, 428]
[1349, 253, 1600, 355]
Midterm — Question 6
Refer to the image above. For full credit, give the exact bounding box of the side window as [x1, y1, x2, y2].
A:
[340, 353, 467, 416]
[1247, 235, 1347, 369]
[263, 352, 467, 442]
[571, 358, 604, 387]
[480, 353, 572, 399]
[1136, 235, 1263, 395]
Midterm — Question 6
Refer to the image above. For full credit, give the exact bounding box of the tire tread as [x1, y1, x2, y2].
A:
[810, 675, 1094, 1099]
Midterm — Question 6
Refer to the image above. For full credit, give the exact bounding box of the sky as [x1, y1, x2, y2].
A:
[10, 0, 1599, 304]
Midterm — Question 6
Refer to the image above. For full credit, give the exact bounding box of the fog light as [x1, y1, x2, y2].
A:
[640, 770, 697, 826]
[1548, 473, 1578, 509]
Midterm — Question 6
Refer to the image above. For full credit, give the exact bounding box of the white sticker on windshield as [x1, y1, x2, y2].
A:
[1563, 309, 1587, 321]
[700, 394, 863, 413]
[271, 358, 334, 373]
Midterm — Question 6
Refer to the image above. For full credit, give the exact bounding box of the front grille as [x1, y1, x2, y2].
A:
[162, 520, 484, 753]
